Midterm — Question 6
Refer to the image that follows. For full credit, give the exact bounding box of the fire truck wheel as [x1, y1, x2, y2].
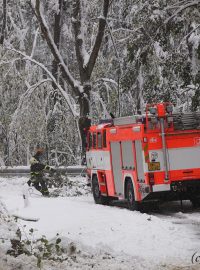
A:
[126, 179, 139, 211]
[92, 175, 110, 205]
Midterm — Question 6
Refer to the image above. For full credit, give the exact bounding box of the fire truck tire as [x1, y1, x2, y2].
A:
[126, 179, 139, 211]
[92, 175, 110, 205]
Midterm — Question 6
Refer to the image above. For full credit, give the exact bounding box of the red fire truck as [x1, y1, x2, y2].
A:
[86, 103, 200, 210]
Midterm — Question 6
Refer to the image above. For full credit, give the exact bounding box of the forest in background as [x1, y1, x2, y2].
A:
[0, 0, 200, 166]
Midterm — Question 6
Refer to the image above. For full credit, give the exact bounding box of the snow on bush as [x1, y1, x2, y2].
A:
[49, 175, 91, 197]
[0, 204, 138, 270]
[0, 201, 17, 246]
[0, 201, 20, 270]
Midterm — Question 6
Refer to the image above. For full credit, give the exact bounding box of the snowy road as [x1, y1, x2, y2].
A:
[1, 176, 200, 269]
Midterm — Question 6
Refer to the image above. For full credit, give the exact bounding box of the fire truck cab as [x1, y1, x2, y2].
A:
[86, 103, 200, 210]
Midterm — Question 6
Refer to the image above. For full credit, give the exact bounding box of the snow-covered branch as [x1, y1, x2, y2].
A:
[112, 27, 141, 34]
[165, 1, 200, 24]
[12, 79, 52, 115]
[86, 0, 110, 78]
[72, 0, 110, 81]
[33, 0, 83, 96]
[95, 78, 118, 87]
[72, 0, 89, 76]
[7, 47, 78, 118]
[91, 90, 110, 118]
[0, 58, 21, 66]
[106, 20, 120, 61]
[30, 28, 39, 58]
[165, 1, 190, 10]
[176, 23, 200, 51]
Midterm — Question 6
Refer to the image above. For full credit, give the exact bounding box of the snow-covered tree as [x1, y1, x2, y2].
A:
[121, 0, 200, 112]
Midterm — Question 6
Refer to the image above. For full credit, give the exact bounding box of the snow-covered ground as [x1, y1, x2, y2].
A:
[0, 176, 200, 269]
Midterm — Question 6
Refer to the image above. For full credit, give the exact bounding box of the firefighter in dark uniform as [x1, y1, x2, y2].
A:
[27, 148, 55, 196]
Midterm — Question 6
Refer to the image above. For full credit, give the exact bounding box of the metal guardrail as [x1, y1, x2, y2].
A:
[0, 166, 87, 177]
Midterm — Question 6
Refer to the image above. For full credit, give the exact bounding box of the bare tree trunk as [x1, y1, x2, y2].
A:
[72, 0, 110, 156]
[0, 0, 7, 45]
[78, 84, 91, 158]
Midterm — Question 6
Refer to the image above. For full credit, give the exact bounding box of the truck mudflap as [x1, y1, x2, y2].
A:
[142, 180, 200, 202]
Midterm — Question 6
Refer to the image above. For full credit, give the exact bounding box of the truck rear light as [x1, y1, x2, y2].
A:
[149, 173, 155, 185]
[101, 174, 106, 182]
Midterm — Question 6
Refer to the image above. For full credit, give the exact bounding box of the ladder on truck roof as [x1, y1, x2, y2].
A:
[172, 112, 200, 130]
[98, 107, 200, 130]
